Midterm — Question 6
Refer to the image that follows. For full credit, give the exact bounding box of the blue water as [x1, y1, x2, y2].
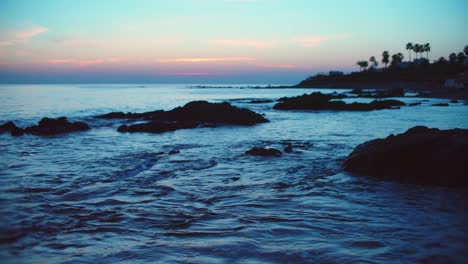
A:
[1, 84, 467, 263]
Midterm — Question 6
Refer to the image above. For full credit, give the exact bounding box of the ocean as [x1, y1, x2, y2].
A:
[1, 84, 467, 263]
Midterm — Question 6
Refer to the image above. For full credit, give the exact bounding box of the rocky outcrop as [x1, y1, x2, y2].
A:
[8, 117, 90, 136]
[0, 121, 20, 134]
[273, 92, 405, 111]
[117, 101, 268, 133]
[431, 103, 449, 107]
[246, 147, 282, 157]
[342, 126, 468, 186]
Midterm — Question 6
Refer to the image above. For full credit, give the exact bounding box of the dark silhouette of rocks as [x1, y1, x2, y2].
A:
[9, 117, 90, 136]
[284, 144, 293, 153]
[450, 99, 458, 103]
[95, 110, 164, 119]
[432, 103, 449, 106]
[273, 92, 405, 111]
[350, 87, 405, 98]
[0, 121, 20, 134]
[246, 147, 282, 157]
[342, 126, 468, 186]
[408, 102, 422, 106]
[117, 101, 268, 133]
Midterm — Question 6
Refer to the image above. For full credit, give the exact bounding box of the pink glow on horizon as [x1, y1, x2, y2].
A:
[161, 71, 214, 76]
[248, 62, 298, 69]
[47, 58, 122, 67]
[158, 57, 255, 63]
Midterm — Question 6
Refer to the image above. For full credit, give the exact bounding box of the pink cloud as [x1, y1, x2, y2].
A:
[14, 26, 48, 41]
[214, 39, 273, 49]
[47, 58, 122, 67]
[158, 57, 255, 63]
[296, 34, 350, 47]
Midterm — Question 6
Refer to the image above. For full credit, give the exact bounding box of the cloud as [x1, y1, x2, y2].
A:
[0, 25, 48, 47]
[295, 34, 350, 47]
[47, 58, 122, 66]
[14, 26, 48, 41]
[158, 57, 255, 63]
[214, 39, 273, 49]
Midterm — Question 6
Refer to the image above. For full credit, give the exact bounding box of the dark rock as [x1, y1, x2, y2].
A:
[273, 92, 405, 111]
[449, 99, 458, 103]
[431, 103, 449, 106]
[408, 102, 422, 106]
[284, 144, 293, 153]
[24, 117, 90, 136]
[350, 88, 363, 95]
[246, 147, 282, 157]
[0, 121, 20, 134]
[157, 101, 268, 125]
[169, 149, 180, 155]
[117, 101, 268, 134]
[342, 126, 468, 186]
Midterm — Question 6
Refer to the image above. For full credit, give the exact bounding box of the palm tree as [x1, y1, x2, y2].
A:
[382, 51, 390, 68]
[413, 44, 421, 59]
[424, 43, 431, 60]
[369, 56, 378, 68]
[406, 42, 413, 62]
[464, 45, 468, 56]
[457, 52, 466, 64]
[357, 60, 369, 71]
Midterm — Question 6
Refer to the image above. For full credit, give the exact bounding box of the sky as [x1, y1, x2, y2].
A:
[0, 0, 467, 84]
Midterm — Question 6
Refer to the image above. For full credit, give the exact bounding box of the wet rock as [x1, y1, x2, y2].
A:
[5, 117, 89, 136]
[431, 103, 449, 106]
[117, 101, 268, 133]
[284, 144, 293, 153]
[25, 117, 90, 136]
[246, 147, 282, 157]
[169, 149, 180, 155]
[274, 92, 405, 111]
[342, 126, 468, 186]
[450, 99, 458, 103]
[408, 102, 422, 106]
[0, 121, 20, 134]
[157, 101, 268, 125]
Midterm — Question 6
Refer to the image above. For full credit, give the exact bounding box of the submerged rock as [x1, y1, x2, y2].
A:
[432, 103, 449, 107]
[247, 99, 274, 104]
[273, 92, 405, 111]
[246, 147, 282, 157]
[117, 101, 268, 133]
[342, 126, 468, 186]
[10, 117, 90, 136]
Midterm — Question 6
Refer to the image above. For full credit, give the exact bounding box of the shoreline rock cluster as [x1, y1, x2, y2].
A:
[273, 92, 405, 111]
[342, 126, 468, 186]
[0, 117, 89, 136]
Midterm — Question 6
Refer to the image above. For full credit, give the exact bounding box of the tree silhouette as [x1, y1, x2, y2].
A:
[406, 42, 413, 62]
[424, 43, 431, 60]
[449, 53, 457, 64]
[390, 53, 404, 67]
[357, 60, 369, 71]
[464, 45, 468, 56]
[369, 56, 378, 68]
[457, 52, 466, 64]
[382, 51, 390, 68]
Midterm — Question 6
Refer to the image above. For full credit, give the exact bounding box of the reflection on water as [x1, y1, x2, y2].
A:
[0, 84, 467, 263]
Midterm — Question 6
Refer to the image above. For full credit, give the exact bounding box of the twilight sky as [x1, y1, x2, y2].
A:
[0, 0, 467, 84]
